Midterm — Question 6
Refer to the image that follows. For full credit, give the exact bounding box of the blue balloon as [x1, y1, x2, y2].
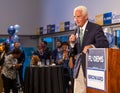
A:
[11, 35, 19, 42]
[14, 24, 20, 33]
[5, 38, 10, 44]
[8, 26, 15, 36]
[10, 43, 14, 50]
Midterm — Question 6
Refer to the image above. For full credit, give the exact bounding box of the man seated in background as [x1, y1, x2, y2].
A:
[52, 40, 62, 64]
[32, 43, 44, 62]
[41, 41, 52, 65]
[33, 41, 52, 65]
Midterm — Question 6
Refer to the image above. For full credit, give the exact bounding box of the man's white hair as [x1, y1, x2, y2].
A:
[74, 5, 88, 16]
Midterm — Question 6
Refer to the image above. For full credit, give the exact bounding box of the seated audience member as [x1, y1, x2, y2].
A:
[62, 42, 74, 93]
[32, 43, 44, 61]
[52, 40, 62, 64]
[32, 43, 50, 65]
[30, 55, 40, 66]
[61, 42, 69, 66]
[1, 48, 22, 93]
[41, 41, 52, 64]
[57, 42, 70, 93]
[56, 42, 69, 66]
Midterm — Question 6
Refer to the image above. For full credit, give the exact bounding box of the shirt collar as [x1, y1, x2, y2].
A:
[80, 20, 88, 31]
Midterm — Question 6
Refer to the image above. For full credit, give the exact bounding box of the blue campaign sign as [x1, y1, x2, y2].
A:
[86, 48, 106, 70]
[64, 21, 70, 31]
[40, 27, 43, 34]
[103, 12, 112, 25]
[50, 24, 55, 33]
[47, 25, 51, 34]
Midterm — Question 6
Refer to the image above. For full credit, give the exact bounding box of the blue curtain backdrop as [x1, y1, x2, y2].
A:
[22, 47, 35, 79]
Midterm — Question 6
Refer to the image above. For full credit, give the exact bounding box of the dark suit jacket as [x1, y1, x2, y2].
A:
[74, 21, 109, 77]
[52, 48, 58, 64]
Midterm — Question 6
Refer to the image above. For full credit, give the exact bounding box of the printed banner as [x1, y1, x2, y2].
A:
[35, 27, 40, 35]
[87, 69, 106, 91]
[95, 14, 103, 25]
[60, 22, 64, 31]
[87, 48, 106, 70]
[47, 25, 51, 34]
[43, 26, 47, 34]
[112, 12, 120, 24]
[40, 27, 43, 35]
[103, 12, 112, 25]
[50, 24, 55, 33]
[64, 21, 70, 31]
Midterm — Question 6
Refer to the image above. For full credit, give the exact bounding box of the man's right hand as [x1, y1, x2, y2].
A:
[15, 64, 22, 69]
[69, 34, 76, 43]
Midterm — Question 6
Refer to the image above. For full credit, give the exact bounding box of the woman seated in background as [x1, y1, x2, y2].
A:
[56, 42, 71, 93]
[30, 55, 40, 66]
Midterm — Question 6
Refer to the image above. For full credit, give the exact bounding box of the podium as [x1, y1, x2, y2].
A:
[86, 48, 120, 93]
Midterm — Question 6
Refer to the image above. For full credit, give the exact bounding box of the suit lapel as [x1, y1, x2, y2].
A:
[82, 22, 90, 45]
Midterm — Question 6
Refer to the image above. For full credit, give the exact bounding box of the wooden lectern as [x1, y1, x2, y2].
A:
[86, 48, 120, 93]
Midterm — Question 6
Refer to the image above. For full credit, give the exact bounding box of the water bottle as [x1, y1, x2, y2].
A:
[46, 59, 50, 66]
[37, 61, 41, 66]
